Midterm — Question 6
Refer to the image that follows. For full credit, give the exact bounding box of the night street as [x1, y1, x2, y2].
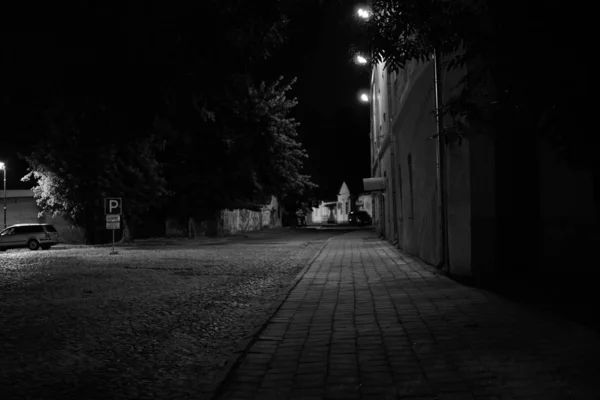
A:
[0, 228, 347, 399]
[2, 0, 599, 399]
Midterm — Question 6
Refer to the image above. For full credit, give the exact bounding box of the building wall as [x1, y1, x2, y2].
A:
[336, 182, 352, 223]
[446, 137, 472, 276]
[3, 195, 85, 243]
[390, 60, 440, 265]
[220, 208, 264, 235]
[221, 195, 281, 234]
[310, 202, 331, 224]
[379, 152, 392, 240]
[371, 61, 390, 237]
[371, 57, 473, 275]
[538, 137, 597, 274]
[4, 197, 41, 227]
[442, 64, 472, 277]
[370, 49, 599, 289]
[166, 196, 281, 237]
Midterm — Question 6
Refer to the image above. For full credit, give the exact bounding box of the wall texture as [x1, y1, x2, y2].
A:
[538, 137, 597, 274]
[392, 61, 440, 266]
[4, 197, 40, 227]
[166, 196, 281, 237]
[371, 57, 473, 276]
[220, 196, 281, 235]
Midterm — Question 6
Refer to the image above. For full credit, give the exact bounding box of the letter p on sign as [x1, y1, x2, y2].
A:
[105, 197, 122, 215]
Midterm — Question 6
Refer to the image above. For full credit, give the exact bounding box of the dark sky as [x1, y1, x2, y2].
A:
[0, 0, 370, 201]
[275, 0, 371, 199]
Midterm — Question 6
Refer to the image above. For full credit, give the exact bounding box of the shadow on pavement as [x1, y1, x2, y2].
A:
[452, 272, 600, 334]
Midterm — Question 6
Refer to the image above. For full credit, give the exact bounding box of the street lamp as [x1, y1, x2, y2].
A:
[357, 7, 372, 20]
[355, 54, 368, 65]
[359, 92, 370, 103]
[0, 162, 6, 229]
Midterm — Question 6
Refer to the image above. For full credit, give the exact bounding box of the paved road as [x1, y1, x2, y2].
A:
[210, 231, 600, 400]
[0, 227, 350, 400]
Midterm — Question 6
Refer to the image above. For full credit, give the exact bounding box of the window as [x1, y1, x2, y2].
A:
[18, 226, 43, 234]
[44, 225, 58, 233]
[408, 154, 414, 218]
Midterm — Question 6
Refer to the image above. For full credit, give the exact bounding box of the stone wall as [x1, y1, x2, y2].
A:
[220, 196, 281, 235]
[166, 196, 281, 237]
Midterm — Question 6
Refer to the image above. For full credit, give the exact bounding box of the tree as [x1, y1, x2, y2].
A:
[240, 77, 317, 199]
[11, 0, 318, 240]
[22, 98, 168, 244]
[159, 76, 317, 237]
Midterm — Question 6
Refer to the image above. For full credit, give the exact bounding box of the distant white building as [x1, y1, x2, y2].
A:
[308, 181, 361, 224]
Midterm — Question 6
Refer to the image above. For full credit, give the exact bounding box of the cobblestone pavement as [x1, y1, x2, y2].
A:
[0, 228, 342, 400]
[211, 231, 600, 400]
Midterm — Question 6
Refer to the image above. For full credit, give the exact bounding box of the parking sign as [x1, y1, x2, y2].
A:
[104, 198, 122, 215]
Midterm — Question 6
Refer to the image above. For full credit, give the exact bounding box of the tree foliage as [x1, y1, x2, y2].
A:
[13, 1, 318, 240]
[240, 77, 317, 199]
[22, 98, 168, 244]
[364, 0, 595, 169]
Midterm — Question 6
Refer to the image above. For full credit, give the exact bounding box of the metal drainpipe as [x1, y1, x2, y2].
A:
[387, 73, 399, 246]
[433, 49, 450, 274]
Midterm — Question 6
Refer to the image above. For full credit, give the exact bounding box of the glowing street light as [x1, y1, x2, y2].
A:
[0, 162, 6, 228]
[355, 54, 368, 65]
[357, 7, 372, 20]
[359, 92, 370, 103]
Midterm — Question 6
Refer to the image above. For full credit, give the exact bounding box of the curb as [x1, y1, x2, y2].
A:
[200, 235, 337, 400]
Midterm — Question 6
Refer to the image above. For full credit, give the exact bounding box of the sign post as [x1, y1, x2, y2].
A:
[104, 198, 122, 255]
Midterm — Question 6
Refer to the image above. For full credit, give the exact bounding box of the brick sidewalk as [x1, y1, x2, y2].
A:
[209, 231, 600, 400]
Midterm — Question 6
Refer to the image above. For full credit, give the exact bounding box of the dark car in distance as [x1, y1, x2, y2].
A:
[348, 211, 372, 226]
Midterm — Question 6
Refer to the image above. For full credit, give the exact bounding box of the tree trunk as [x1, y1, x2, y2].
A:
[120, 217, 135, 243]
[188, 216, 197, 239]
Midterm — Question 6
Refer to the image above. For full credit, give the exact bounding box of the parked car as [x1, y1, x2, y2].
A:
[348, 211, 372, 226]
[0, 223, 60, 251]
